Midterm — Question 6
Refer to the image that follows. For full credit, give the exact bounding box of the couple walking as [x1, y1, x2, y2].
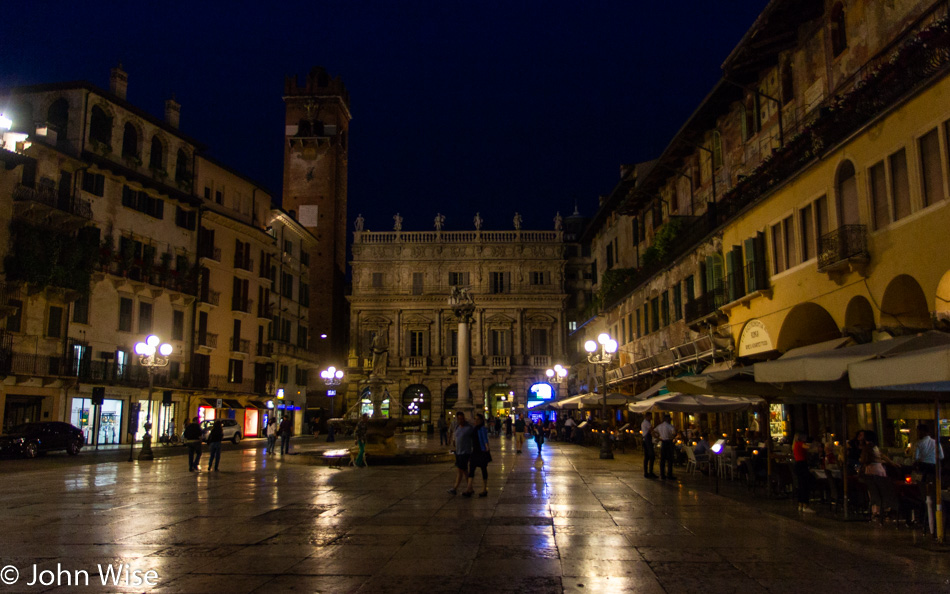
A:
[182, 417, 223, 472]
[448, 412, 491, 497]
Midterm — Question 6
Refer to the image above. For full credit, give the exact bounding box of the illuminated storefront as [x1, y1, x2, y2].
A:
[70, 398, 124, 445]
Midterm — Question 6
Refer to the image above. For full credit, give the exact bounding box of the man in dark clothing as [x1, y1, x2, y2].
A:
[207, 420, 223, 471]
[279, 416, 293, 455]
[514, 414, 526, 454]
[437, 414, 448, 446]
[183, 417, 203, 472]
[448, 412, 474, 495]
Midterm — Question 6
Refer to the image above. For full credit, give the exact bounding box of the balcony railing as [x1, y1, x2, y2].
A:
[488, 356, 510, 368]
[231, 338, 251, 353]
[13, 184, 93, 220]
[199, 289, 220, 306]
[406, 356, 427, 370]
[684, 284, 726, 323]
[355, 230, 563, 244]
[234, 257, 254, 272]
[0, 352, 68, 377]
[231, 298, 252, 313]
[196, 331, 218, 348]
[256, 342, 273, 357]
[257, 302, 273, 319]
[198, 246, 221, 262]
[818, 225, 869, 272]
[530, 355, 551, 368]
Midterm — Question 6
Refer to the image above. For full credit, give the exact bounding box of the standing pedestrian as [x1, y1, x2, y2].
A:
[504, 416, 513, 438]
[183, 416, 203, 472]
[448, 412, 474, 495]
[465, 413, 492, 497]
[914, 424, 944, 484]
[207, 420, 223, 471]
[438, 413, 448, 446]
[355, 413, 369, 467]
[494, 416, 502, 437]
[641, 415, 657, 478]
[265, 417, 278, 455]
[656, 414, 676, 480]
[279, 416, 293, 455]
[532, 419, 546, 454]
[514, 414, 527, 454]
[564, 416, 576, 442]
[792, 432, 813, 513]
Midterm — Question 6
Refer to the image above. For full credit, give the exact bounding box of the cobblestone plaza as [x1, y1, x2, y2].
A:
[0, 437, 947, 593]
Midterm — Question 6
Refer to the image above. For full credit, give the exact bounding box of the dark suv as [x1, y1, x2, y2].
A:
[0, 422, 84, 458]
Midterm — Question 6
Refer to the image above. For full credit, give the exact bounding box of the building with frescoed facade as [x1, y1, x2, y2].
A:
[575, 0, 950, 444]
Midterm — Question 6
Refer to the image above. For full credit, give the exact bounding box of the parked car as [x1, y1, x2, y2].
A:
[181, 419, 242, 444]
[0, 422, 84, 458]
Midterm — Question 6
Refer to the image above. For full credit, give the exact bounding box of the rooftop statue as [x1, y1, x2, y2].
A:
[393, 213, 403, 232]
[473, 212, 483, 231]
[434, 212, 445, 231]
[354, 213, 365, 232]
[513, 212, 522, 230]
[554, 211, 563, 231]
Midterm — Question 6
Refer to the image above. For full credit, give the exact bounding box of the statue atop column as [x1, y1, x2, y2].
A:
[513, 212, 522, 230]
[554, 211, 563, 231]
[473, 212, 483, 231]
[449, 285, 475, 323]
[354, 213, 365, 232]
[434, 212, 445, 231]
[393, 213, 403, 232]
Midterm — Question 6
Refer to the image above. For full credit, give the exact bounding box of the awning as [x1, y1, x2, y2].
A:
[579, 392, 634, 406]
[667, 367, 788, 399]
[628, 393, 762, 413]
[754, 332, 950, 383]
[222, 399, 243, 409]
[633, 379, 669, 401]
[199, 398, 217, 407]
[551, 394, 587, 410]
[849, 342, 950, 392]
[246, 400, 268, 409]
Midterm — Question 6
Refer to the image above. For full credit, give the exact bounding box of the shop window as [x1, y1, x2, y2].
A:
[919, 128, 945, 206]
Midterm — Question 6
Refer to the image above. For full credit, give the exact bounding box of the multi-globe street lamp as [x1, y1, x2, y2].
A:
[320, 366, 344, 417]
[133, 334, 172, 461]
[585, 333, 618, 460]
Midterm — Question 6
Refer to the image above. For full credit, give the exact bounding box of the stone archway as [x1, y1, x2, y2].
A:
[776, 302, 840, 352]
[880, 274, 930, 332]
[844, 295, 875, 342]
[401, 384, 431, 422]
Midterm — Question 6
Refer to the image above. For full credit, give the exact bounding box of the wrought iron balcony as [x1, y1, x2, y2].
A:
[231, 338, 251, 353]
[196, 331, 218, 348]
[684, 285, 726, 323]
[818, 225, 869, 272]
[13, 184, 92, 220]
[199, 289, 220, 306]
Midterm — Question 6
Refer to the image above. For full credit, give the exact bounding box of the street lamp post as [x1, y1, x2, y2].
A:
[585, 333, 617, 460]
[133, 335, 172, 461]
[320, 366, 345, 436]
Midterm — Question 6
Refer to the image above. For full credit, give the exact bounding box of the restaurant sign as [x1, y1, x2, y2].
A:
[738, 319, 774, 357]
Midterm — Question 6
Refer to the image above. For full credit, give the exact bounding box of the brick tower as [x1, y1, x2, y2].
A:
[282, 67, 351, 370]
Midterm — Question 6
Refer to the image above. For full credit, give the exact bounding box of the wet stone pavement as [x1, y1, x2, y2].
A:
[0, 435, 949, 593]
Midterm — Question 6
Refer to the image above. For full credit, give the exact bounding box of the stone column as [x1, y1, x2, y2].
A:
[456, 318, 472, 419]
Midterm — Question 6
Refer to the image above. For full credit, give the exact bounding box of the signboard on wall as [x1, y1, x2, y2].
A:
[738, 319, 774, 357]
[528, 383, 554, 401]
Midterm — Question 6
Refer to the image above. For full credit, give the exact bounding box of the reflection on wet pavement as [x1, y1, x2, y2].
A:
[0, 435, 948, 592]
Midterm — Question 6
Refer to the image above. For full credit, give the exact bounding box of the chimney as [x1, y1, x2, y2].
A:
[109, 63, 128, 100]
[164, 96, 180, 129]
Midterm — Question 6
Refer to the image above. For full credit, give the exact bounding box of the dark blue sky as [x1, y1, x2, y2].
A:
[2, 1, 767, 232]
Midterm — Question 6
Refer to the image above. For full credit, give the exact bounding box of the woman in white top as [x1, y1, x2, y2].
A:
[860, 430, 896, 522]
[266, 418, 278, 456]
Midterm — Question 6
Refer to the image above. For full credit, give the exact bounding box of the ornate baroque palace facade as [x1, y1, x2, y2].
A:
[576, 0, 950, 441]
[346, 225, 579, 422]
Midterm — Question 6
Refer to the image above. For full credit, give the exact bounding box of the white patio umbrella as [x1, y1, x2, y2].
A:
[627, 392, 762, 413]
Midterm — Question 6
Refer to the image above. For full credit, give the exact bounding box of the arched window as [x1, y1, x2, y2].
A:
[831, 3, 847, 57]
[121, 122, 138, 159]
[149, 135, 164, 170]
[175, 149, 189, 183]
[47, 99, 69, 138]
[836, 160, 859, 226]
[89, 105, 112, 146]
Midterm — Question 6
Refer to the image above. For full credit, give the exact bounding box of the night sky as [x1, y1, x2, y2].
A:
[2, 1, 768, 232]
